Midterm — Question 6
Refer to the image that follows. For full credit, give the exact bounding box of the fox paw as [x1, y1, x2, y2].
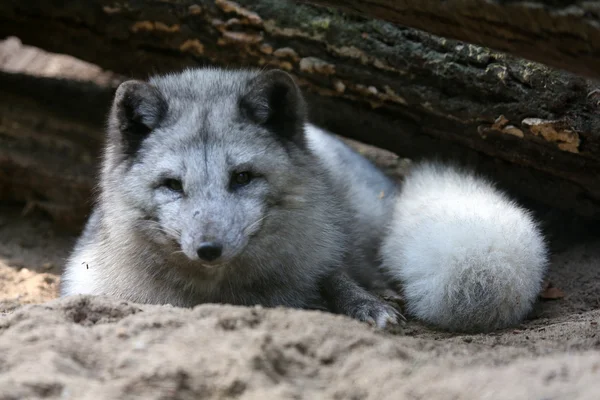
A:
[347, 298, 403, 329]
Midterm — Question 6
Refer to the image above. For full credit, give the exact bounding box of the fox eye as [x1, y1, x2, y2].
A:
[162, 178, 183, 192]
[231, 171, 252, 188]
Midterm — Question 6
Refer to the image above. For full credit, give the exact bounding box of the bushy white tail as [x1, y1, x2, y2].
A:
[381, 162, 548, 332]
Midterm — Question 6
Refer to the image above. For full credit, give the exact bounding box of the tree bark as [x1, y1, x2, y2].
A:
[1, 0, 600, 221]
[0, 38, 120, 229]
[0, 70, 110, 230]
[302, 0, 600, 80]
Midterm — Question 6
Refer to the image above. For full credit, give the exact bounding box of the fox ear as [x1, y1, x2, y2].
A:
[109, 80, 168, 156]
[240, 70, 307, 143]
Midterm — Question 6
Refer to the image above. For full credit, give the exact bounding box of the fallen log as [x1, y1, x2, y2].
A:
[0, 1, 599, 220]
[0, 71, 105, 229]
[0, 39, 120, 229]
[301, 0, 600, 80]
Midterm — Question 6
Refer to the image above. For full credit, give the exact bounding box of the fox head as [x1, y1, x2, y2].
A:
[102, 68, 314, 266]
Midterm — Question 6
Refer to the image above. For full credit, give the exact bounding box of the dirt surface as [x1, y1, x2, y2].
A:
[0, 206, 73, 312]
[1, 295, 599, 400]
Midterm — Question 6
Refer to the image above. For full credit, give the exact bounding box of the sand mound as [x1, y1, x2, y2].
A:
[1, 295, 599, 400]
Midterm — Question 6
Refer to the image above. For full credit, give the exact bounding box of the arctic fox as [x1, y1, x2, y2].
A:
[61, 68, 548, 332]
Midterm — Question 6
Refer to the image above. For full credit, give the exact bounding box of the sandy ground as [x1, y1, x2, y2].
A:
[0, 206, 72, 310]
[0, 200, 599, 399]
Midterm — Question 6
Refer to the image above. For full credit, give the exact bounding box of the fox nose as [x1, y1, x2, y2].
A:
[196, 242, 223, 262]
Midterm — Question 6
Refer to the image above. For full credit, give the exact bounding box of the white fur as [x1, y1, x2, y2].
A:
[61, 247, 101, 296]
[381, 162, 548, 332]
